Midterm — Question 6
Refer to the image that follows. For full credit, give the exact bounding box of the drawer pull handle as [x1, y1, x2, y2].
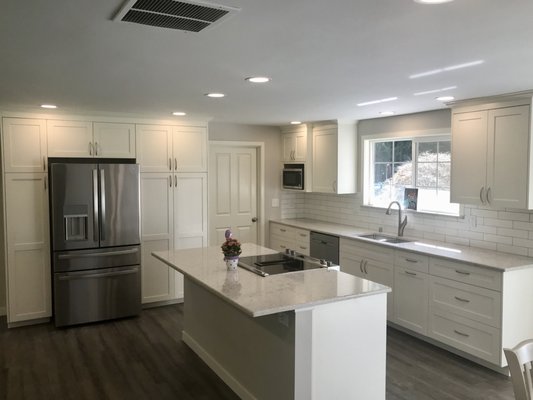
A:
[454, 296, 470, 303]
[299, 246, 307, 250]
[405, 271, 417, 276]
[455, 270, 470, 275]
[454, 329, 470, 338]
[405, 258, 418, 263]
[299, 233, 307, 237]
[280, 229, 286, 232]
[280, 245, 286, 248]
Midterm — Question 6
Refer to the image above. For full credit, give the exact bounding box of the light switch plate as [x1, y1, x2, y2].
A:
[272, 198, 280, 208]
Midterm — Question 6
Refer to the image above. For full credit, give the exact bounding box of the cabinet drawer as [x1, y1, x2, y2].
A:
[430, 276, 501, 328]
[428, 310, 501, 365]
[270, 223, 295, 237]
[340, 239, 394, 264]
[294, 228, 310, 242]
[395, 251, 429, 273]
[429, 258, 502, 291]
[269, 235, 294, 253]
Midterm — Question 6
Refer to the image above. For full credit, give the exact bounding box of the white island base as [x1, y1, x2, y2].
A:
[182, 278, 387, 400]
[153, 244, 389, 400]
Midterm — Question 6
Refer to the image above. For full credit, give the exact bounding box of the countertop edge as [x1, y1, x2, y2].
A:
[270, 218, 533, 272]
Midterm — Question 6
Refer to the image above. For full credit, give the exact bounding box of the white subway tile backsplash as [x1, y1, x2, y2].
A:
[483, 234, 513, 245]
[280, 192, 533, 257]
[496, 227, 529, 239]
[497, 244, 529, 256]
[483, 218, 514, 228]
[498, 211, 531, 222]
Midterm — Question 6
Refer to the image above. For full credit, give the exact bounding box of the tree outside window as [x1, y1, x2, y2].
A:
[369, 137, 459, 215]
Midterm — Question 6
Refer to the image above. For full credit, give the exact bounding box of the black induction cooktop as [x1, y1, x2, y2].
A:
[238, 252, 338, 277]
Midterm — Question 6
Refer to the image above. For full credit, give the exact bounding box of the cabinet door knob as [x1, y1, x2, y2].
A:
[89, 142, 93, 156]
[169, 175, 172, 187]
[363, 260, 368, 274]
[479, 186, 485, 205]
[252, 217, 258, 222]
[95, 141, 99, 156]
[174, 175, 177, 187]
[43, 156, 46, 171]
[175, 158, 178, 170]
[486, 187, 491, 204]
[169, 158, 172, 171]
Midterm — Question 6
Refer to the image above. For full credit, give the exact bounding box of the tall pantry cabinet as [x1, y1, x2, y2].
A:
[1, 118, 51, 323]
[137, 124, 208, 303]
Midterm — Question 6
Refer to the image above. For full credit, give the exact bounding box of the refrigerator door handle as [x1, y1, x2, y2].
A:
[100, 169, 106, 241]
[93, 169, 99, 242]
[57, 248, 139, 259]
[57, 268, 138, 281]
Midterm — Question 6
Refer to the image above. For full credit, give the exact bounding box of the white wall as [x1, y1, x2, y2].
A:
[281, 109, 533, 258]
[208, 122, 282, 243]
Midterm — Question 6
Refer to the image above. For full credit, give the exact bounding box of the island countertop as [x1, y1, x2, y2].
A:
[152, 243, 390, 318]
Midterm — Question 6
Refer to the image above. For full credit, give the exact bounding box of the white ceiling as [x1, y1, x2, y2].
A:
[1, 0, 533, 125]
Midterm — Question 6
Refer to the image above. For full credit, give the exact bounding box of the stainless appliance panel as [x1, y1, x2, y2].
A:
[54, 265, 141, 327]
[50, 163, 99, 251]
[99, 163, 140, 248]
[53, 245, 141, 273]
[310, 231, 339, 264]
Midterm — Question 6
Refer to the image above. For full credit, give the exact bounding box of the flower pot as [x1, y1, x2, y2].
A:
[224, 256, 239, 271]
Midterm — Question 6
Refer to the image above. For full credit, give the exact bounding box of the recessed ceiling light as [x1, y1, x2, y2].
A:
[414, 0, 454, 4]
[414, 86, 457, 96]
[380, 111, 395, 116]
[410, 60, 484, 79]
[205, 93, 225, 98]
[245, 77, 271, 83]
[290, 121, 302, 125]
[172, 111, 186, 116]
[41, 104, 57, 109]
[357, 97, 398, 107]
[436, 96, 455, 101]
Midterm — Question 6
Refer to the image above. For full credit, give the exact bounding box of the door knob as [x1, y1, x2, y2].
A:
[251, 217, 258, 222]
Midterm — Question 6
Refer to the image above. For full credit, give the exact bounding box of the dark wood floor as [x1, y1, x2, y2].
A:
[0, 304, 514, 400]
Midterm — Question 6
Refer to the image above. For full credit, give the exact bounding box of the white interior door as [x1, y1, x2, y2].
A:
[209, 146, 258, 245]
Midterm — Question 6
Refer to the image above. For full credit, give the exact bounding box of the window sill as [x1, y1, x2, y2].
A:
[361, 204, 465, 219]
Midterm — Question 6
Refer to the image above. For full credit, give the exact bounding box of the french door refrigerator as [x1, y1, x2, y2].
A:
[49, 161, 141, 327]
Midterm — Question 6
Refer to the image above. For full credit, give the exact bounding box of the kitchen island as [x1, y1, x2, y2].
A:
[153, 243, 391, 400]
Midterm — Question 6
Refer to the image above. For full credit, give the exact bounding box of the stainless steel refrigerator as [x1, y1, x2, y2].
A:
[49, 161, 141, 327]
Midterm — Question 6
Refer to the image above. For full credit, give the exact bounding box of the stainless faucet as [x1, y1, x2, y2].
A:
[386, 201, 407, 237]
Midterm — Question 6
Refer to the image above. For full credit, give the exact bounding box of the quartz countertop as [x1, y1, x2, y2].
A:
[271, 218, 533, 272]
[152, 243, 390, 318]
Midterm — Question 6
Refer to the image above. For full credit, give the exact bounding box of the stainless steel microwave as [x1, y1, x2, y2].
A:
[282, 164, 304, 190]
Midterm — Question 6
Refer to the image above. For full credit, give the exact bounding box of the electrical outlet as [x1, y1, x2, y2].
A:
[272, 198, 280, 208]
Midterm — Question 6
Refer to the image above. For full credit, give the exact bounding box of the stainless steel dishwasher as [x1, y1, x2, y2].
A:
[310, 231, 339, 264]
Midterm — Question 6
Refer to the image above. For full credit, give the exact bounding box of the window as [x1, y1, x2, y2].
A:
[365, 136, 460, 215]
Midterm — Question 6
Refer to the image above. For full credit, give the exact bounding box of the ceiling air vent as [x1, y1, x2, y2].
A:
[114, 0, 240, 33]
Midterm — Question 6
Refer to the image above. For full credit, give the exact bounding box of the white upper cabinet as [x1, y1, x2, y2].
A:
[48, 120, 136, 158]
[136, 124, 207, 173]
[136, 124, 173, 172]
[312, 121, 357, 194]
[451, 101, 531, 208]
[47, 120, 93, 157]
[173, 126, 207, 172]
[93, 122, 136, 158]
[2, 118, 47, 173]
[281, 124, 308, 162]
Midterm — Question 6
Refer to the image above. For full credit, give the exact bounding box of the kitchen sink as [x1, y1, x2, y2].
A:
[358, 233, 412, 244]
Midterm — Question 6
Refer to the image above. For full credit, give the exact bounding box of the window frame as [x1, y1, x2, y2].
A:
[361, 129, 463, 217]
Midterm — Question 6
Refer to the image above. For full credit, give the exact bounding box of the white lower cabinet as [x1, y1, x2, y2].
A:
[140, 172, 207, 303]
[340, 239, 394, 319]
[269, 222, 310, 256]
[393, 266, 429, 335]
[428, 309, 501, 365]
[4, 173, 51, 323]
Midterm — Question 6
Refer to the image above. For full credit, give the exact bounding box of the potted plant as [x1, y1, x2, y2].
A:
[221, 229, 242, 270]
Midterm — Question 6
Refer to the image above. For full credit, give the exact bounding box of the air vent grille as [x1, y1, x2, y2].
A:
[114, 0, 239, 33]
